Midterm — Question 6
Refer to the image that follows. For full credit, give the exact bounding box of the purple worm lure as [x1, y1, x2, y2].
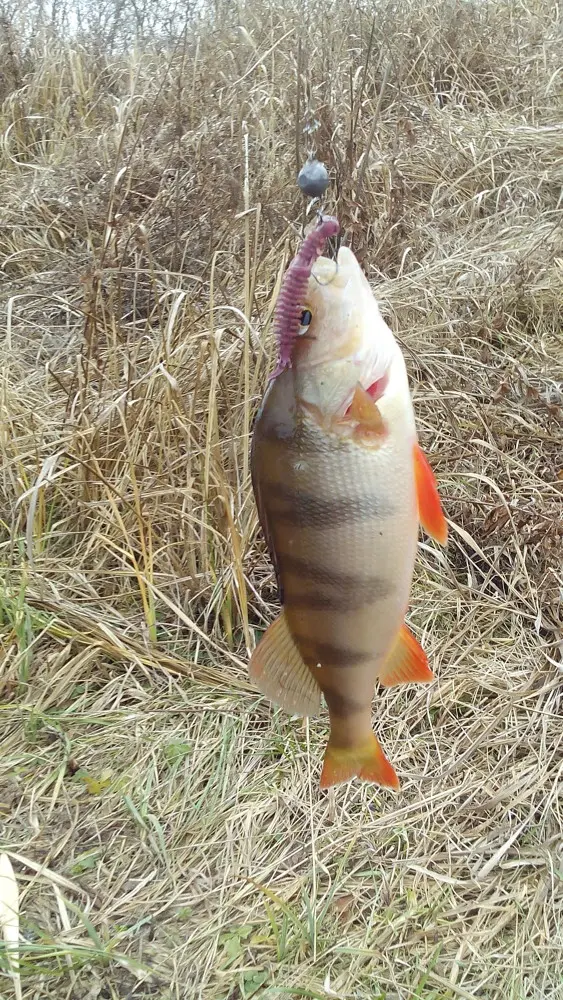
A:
[270, 214, 340, 378]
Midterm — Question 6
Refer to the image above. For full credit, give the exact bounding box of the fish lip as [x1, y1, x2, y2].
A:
[310, 255, 347, 288]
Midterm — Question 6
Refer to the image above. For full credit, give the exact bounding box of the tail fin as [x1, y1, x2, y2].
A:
[320, 733, 399, 790]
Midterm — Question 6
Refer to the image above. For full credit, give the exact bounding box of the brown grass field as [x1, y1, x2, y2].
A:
[0, 1, 562, 997]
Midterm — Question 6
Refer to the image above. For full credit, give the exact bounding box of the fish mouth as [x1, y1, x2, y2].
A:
[312, 244, 363, 287]
[311, 252, 349, 288]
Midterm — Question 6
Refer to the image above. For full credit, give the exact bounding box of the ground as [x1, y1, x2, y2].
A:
[0, 1, 562, 998]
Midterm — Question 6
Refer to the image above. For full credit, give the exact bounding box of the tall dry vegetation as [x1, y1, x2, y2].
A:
[0, 1, 562, 998]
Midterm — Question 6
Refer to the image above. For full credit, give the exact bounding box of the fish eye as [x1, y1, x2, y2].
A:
[299, 309, 313, 329]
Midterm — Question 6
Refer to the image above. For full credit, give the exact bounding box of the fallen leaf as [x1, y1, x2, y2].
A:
[164, 741, 192, 766]
[333, 893, 355, 920]
[79, 770, 113, 795]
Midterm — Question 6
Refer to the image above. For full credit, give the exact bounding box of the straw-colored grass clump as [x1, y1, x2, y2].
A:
[0, 0, 562, 997]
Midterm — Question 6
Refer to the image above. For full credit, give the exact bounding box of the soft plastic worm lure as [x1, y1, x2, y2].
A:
[271, 214, 339, 378]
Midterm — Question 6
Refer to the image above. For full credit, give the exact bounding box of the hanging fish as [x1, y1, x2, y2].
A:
[250, 216, 447, 790]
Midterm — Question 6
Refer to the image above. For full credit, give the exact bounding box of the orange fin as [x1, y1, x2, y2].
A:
[249, 611, 322, 718]
[413, 443, 448, 545]
[378, 623, 434, 687]
[320, 733, 400, 790]
[348, 384, 385, 433]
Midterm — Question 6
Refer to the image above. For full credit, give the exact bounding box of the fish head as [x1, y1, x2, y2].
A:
[291, 245, 406, 423]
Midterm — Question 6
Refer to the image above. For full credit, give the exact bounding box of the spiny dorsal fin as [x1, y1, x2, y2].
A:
[249, 611, 322, 718]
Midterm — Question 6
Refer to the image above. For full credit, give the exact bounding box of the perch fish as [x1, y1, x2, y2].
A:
[250, 216, 447, 789]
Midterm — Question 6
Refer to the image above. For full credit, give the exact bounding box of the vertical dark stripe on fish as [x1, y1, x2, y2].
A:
[263, 481, 394, 527]
[289, 635, 373, 668]
[282, 588, 390, 612]
[281, 563, 392, 611]
[322, 689, 367, 716]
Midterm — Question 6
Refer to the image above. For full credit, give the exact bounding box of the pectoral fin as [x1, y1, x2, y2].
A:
[249, 611, 322, 717]
[413, 443, 448, 545]
[337, 384, 388, 445]
[378, 623, 434, 687]
[347, 384, 385, 432]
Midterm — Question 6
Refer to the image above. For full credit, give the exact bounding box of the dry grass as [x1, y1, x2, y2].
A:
[1, 1, 562, 997]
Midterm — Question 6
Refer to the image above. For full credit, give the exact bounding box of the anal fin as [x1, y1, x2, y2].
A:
[249, 611, 322, 718]
[378, 623, 434, 687]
